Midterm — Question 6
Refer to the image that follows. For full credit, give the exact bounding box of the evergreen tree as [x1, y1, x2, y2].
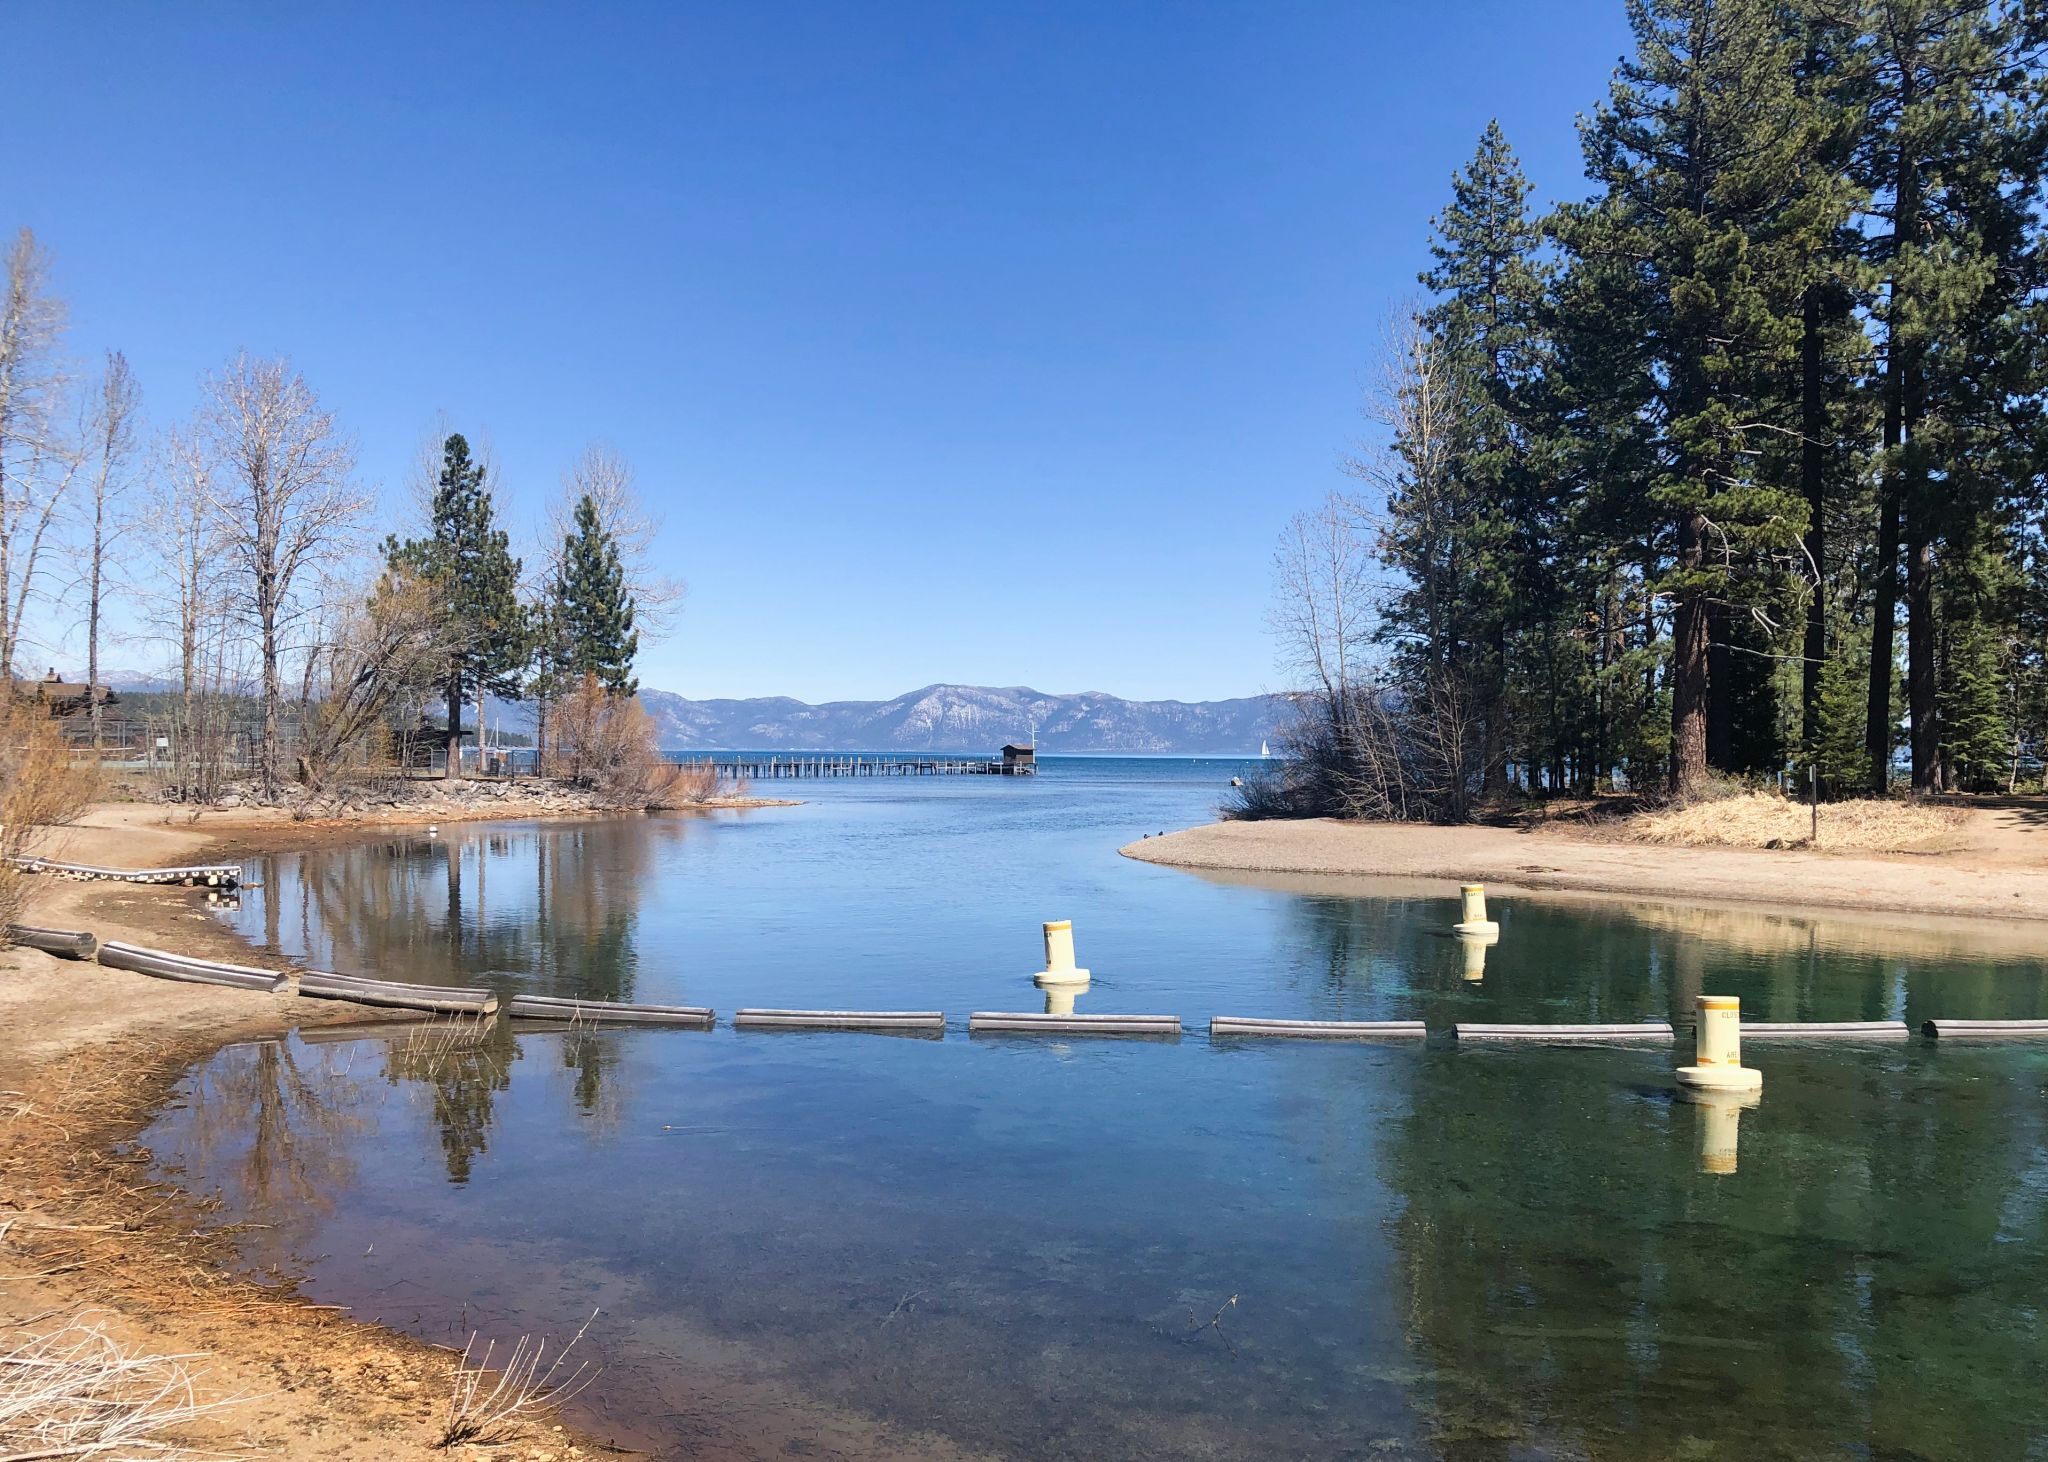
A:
[1852, 0, 2042, 791]
[1553, 0, 1814, 797]
[386, 433, 524, 779]
[554, 492, 639, 696]
[1270, 0, 2048, 815]
[1414, 121, 1552, 794]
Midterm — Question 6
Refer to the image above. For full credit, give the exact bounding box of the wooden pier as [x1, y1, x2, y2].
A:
[705, 755, 1035, 779]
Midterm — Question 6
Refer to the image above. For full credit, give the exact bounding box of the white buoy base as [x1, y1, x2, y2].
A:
[1032, 968, 1092, 989]
[1676, 1064, 1762, 1091]
[1452, 920, 1500, 936]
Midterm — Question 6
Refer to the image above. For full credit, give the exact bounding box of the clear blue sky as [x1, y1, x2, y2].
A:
[4, 1, 1629, 703]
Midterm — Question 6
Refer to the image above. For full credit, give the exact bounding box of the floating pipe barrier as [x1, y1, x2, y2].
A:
[296, 970, 499, 1016]
[505, 994, 714, 1028]
[1920, 1018, 2048, 1039]
[969, 1011, 1181, 1036]
[10, 855, 242, 888]
[6, 923, 98, 959]
[1455, 1022, 1675, 1043]
[733, 1008, 945, 1032]
[296, 1019, 480, 1045]
[1209, 1016, 1427, 1040]
[97, 939, 284, 993]
[1739, 1020, 1910, 1039]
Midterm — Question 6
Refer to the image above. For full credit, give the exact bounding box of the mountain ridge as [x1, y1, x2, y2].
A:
[634, 683, 1282, 754]
[104, 675, 1284, 755]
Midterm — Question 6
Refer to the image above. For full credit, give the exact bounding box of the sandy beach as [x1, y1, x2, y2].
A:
[1121, 803, 2048, 923]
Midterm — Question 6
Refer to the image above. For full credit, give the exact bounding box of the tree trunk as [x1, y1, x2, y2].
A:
[1706, 601, 1732, 771]
[445, 675, 464, 781]
[1669, 512, 1710, 799]
[1872, 105, 1921, 797]
[1799, 283, 1825, 761]
[1866, 481, 1899, 794]
[87, 506, 103, 753]
[259, 569, 280, 801]
[1906, 519, 1938, 791]
[1483, 620, 1509, 798]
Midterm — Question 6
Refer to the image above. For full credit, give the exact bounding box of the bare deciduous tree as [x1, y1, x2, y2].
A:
[0, 228, 80, 683]
[77, 350, 140, 748]
[145, 427, 238, 799]
[1269, 491, 1374, 708]
[294, 568, 460, 788]
[547, 444, 685, 635]
[198, 353, 367, 796]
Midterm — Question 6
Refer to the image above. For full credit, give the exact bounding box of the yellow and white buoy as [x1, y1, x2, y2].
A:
[1031, 919, 1092, 990]
[1452, 884, 1499, 936]
[1677, 994, 1762, 1091]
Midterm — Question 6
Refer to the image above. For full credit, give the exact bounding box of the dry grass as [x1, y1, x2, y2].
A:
[0, 1314, 246, 1460]
[1618, 790, 1968, 852]
[435, 1310, 598, 1449]
[644, 758, 748, 809]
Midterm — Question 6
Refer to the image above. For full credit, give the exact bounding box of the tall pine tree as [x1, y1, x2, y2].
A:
[1554, 0, 1814, 797]
[1415, 121, 1552, 794]
[555, 493, 639, 696]
[1853, 0, 2041, 791]
[386, 433, 524, 779]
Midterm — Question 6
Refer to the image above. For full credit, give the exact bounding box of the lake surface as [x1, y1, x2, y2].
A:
[145, 758, 2048, 1460]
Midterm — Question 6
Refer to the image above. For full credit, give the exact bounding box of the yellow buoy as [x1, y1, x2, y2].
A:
[1032, 919, 1092, 989]
[1677, 994, 1763, 1091]
[1452, 883, 1500, 936]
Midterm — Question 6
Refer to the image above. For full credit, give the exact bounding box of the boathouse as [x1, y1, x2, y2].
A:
[1002, 744, 1037, 774]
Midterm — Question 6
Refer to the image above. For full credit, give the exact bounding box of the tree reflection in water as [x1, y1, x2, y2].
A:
[228, 818, 676, 1166]
[379, 1018, 519, 1184]
[171, 1038, 373, 1268]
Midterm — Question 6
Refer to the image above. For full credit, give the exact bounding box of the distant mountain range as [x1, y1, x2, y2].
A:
[635, 684, 1281, 754]
[105, 673, 1283, 755]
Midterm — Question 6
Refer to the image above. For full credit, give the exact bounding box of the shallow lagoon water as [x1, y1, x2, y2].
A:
[147, 759, 2048, 1459]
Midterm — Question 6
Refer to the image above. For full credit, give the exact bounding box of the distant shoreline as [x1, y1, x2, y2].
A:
[1122, 813, 2048, 924]
[668, 747, 1268, 759]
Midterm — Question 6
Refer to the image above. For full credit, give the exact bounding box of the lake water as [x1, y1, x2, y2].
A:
[144, 758, 2048, 1459]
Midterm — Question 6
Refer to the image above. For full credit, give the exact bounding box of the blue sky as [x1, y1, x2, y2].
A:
[5, 1, 1630, 702]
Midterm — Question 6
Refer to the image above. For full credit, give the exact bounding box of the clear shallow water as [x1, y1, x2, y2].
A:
[145, 759, 2048, 1460]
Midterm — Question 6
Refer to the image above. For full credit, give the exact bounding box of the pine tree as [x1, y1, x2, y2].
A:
[1782, 2, 1868, 761]
[1853, 0, 2041, 792]
[1553, 0, 1814, 798]
[1415, 121, 1552, 795]
[554, 492, 639, 696]
[386, 433, 524, 779]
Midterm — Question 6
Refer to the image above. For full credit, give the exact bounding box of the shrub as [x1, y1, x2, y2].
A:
[0, 698, 101, 930]
[552, 677, 744, 810]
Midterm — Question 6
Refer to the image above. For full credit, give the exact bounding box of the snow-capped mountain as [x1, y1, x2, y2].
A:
[634, 683, 1279, 754]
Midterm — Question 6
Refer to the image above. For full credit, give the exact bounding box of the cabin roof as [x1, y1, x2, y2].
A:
[10, 673, 117, 710]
